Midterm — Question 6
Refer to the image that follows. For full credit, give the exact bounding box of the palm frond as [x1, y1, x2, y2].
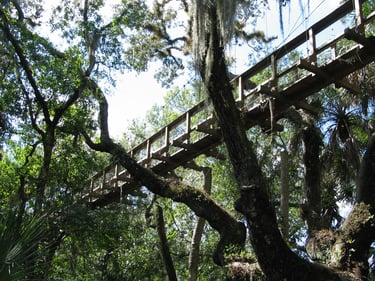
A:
[0, 211, 46, 281]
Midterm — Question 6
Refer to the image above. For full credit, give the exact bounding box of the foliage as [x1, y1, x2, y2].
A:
[0, 211, 46, 281]
[1, 0, 375, 280]
[49, 203, 169, 280]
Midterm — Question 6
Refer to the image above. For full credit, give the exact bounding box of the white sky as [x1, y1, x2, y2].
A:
[36, 0, 346, 139]
[108, 0, 343, 138]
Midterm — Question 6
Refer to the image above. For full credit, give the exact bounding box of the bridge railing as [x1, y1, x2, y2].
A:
[83, 0, 374, 202]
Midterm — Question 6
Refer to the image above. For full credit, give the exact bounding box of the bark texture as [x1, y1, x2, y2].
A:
[302, 122, 323, 233]
[188, 167, 212, 281]
[154, 204, 178, 281]
[280, 149, 289, 238]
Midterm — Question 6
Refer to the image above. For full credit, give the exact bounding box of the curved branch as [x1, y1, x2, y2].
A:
[83, 88, 246, 266]
[15, 68, 45, 136]
[10, 0, 24, 21]
[53, 78, 87, 127]
[0, 10, 51, 124]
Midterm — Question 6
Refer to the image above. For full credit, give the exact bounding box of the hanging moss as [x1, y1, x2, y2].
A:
[192, 0, 237, 70]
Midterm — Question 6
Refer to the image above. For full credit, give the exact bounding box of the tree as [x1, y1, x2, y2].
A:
[1, 0, 375, 280]
[0, 211, 46, 281]
[190, 0, 375, 279]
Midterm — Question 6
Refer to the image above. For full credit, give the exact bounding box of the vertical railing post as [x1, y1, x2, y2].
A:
[114, 164, 119, 188]
[101, 170, 106, 194]
[331, 42, 337, 61]
[354, 0, 364, 33]
[146, 139, 151, 167]
[185, 111, 191, 144]
[270, 54, 278, 89]
[164, 126, 170, 157]
[237, 76, 244, 107]
[90, 178, 94, 202]
[308, 28, 317, 65]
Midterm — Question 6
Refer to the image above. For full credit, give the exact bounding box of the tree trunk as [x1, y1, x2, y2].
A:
[301, 122, 323, 233]
[189, 167, 212, 281]
[195, 2, 340, 280]
[280, 149, 289, 238]
[155, 204, 178, 281]
[35, 132, 55, 213]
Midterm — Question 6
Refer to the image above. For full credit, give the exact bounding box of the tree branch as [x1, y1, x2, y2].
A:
[83, 88, 246, 266]
[16, 68, 45, 137]
[0, 10, 51, 125]
[53, 77, 88, 127]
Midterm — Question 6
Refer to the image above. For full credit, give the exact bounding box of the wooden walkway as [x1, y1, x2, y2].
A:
[84, 0, 375, 207]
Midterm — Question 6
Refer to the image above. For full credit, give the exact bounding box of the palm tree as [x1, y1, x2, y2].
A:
[0, 211, 45, 281]
[321, 96, 367, 200]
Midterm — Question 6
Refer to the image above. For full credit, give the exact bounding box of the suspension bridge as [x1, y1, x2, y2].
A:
[83, 0, 375, 207]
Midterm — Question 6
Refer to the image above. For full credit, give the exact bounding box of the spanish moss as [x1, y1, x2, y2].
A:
[192, 0, 237, 70]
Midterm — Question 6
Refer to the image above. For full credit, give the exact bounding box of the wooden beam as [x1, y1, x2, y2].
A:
[204, 148, 226, 160]
[172, 140, 193, 150]
[344, 28, 375, 47]
[298, 58, 361, 95]
[183, 161, 205, 171]
[151, 153, 170, 161]
[294, 101, 321, 115]
[195, 123, 221, 138]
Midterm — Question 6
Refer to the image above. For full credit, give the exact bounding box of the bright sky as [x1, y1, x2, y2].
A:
[107, 0, 343, 139]
[37, 0, 345, 138]
[108, 64, 167, 139]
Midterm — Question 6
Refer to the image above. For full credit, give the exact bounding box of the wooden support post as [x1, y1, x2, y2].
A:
[101, 171, 106, 193]
[280, 150, 289, 238]
[237, 76, 244, 107]
[354, 0, 364, 33]
[331, 42, 337, 61]
[146, 140, 151, 167]
[270, 54, 278, 89]
[90, 178, 94, 202]
[164, 126, 170, 155]
[114, 164, 119, 188]
[185, 111, 191, 144]
[188, 167, 212, 281]
[308, 28, 317, 65]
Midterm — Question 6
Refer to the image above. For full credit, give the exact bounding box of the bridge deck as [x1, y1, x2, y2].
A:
[84, 0, 375, 207]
